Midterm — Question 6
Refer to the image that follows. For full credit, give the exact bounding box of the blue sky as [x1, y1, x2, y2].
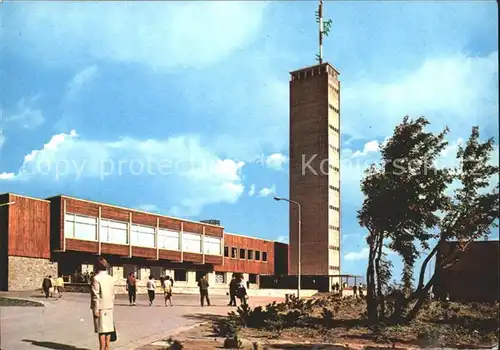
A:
[1, 1, 498, 280]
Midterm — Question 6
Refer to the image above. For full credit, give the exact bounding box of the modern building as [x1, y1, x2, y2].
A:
[1, 193, 288, 293]
[289, 62, 341, 289]
[433, 240, 499, 302]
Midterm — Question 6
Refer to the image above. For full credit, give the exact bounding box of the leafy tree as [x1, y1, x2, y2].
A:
[358, 117, 499, 324]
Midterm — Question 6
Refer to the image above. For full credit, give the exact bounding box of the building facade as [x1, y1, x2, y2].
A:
[289, 63, 341, 288]
[1, 193, 287, 293]
[434, 240, 499, 302]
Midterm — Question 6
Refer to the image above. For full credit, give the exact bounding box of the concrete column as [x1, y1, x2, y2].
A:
[97, 207, 102, 255]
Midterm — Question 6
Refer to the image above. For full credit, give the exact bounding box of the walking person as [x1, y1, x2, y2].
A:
[163, 276, 173, 307]
[352, 284, 358, 298]
[198, 274, 211, 307]
[126, 272, 137, 306]
[42, 275, 52, 299]
[146, 275, 156, 306]
[50, 275, 56, 297]
[56, 274, 65, 298]
[236, 277, 248, 306]
[227, 275, 237, 306]
[91, 257, 116, 350]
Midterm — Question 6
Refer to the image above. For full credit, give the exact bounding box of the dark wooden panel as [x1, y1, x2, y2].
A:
[183, 221, 203, 234]
[159, 217, 181, 231]
[8, 195, 51, 259]
[132, 246, 156, 259]
[205, 225, 223, 238]
[65, 198, 99, 217]
[0, 194, 10, 290]
[132, 211, 157, 227]
[215, 234, 275, 275]
[101, 206, 129, 222]
[48, 196, 62, 252]
[101, 243, 128, 256]
[159, 250, 181, 261]
[66, 239, 98, 253]
[183, 252, 203, 263]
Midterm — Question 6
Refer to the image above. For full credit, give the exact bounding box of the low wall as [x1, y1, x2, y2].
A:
[8, 256, 58, 291]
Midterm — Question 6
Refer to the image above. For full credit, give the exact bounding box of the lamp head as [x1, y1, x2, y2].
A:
[273, 196, 281, 201]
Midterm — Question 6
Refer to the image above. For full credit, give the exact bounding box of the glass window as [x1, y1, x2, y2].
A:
[175, 270, 187, 282]
[182, 232, 202, 253]
[262, 252, 268, 262]
[255, 251, 261, 261]
[158, 228, 180, 251]
[101, 219, 128, 245]
[249, 274, 257, 284]
[215, 272, 226, 284]
[239, 248, 246, 259]
[131, 224, 155, 247]
[64, 213, 98, 241]
[150, 266, 163, 279]
[196, 271, 206, 281]
[123, 264, 139, 279]
[247, 250, 254, 260]
[224, 246, 229, 257]
[231, 247, 237, 258]
[204, 236, 221, 255]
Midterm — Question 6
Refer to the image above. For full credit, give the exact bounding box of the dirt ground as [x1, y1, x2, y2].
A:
[141, 296, 499, 350]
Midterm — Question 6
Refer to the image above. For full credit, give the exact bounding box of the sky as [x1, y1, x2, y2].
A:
[1, 1, 498, 281]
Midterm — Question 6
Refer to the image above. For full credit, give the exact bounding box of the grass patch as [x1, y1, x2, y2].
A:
[0, 297, 44, 307]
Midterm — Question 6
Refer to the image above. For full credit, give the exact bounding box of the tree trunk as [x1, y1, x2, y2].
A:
[366, 234, 378, 324]
[406, 275, 436, 321]
[375, 233, 385, 320]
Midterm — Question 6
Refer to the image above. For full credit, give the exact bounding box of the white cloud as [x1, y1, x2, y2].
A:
[0, 172, 15, 180]
[344, 247, 370, 261]
[137, 204, 160, 213]
[9, 2, 268, 69]
[352, 140, 379, 157]
[248, 184, 256, 197]
[343, 52, 499, 140]
[265, 153, 288, 170]
[258, 185, 276, 197]
[64, 65, 99, 103]
[0, 128, 5, 149]
[5, 97, 44, 129]
[275, 235, 289, 244]
[1, 129, 246, 216]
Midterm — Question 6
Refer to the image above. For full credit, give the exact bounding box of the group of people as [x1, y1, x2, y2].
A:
[331, 282, 365, 298]
[41, 275, 65, 299]
[228, 274, 249, 306]
[126, 273, 175, 307]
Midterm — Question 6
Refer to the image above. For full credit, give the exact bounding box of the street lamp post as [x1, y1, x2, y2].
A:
[274, 196, 302, 299]
[0, 201, 15, 208]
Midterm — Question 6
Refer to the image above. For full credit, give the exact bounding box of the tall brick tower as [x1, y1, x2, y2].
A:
[289, 62, 341, 290]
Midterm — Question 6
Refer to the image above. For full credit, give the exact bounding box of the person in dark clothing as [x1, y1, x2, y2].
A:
[334, 282, 340, 292]
[228, 276, 237, 306]
[198, 275, 210, 306]
[352, 284, 358, 298]
[42, 275, 52, 299]
[126, 272, 137, 306]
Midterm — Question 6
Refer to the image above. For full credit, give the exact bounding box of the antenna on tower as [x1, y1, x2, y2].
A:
[315, 0, 333, 64]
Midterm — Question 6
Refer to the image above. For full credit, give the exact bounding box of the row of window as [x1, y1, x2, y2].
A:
[64, 213, 222, 255]
[223, 246, 268, 262]
[329, 165, 340, 172]
[329, 185, 340, 192]
[329, 225, 340, 231]
[329, 144, 340, 152]
[329, 245, 340, 251]
[329, 265, 340, 271]
[328, 83, 340, 94]
[329, 124, 340, 133]
[329, 205, 340, 212]
[329, 103, 340, 114]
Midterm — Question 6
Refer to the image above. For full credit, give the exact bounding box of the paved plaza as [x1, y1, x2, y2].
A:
[1, 292, 284, 350]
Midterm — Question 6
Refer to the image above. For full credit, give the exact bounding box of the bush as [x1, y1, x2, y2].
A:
[321, 307, 335, 327]
[213, 318, 240, 338]
[223, 337, 242, 349]
[165, 337, 183, 350]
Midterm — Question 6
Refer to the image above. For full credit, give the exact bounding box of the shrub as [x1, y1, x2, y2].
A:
[165, 337, 183, 350]
[321, 307, 334, 327]
[223, 337, 242, 349]
[213, 318, 240, 338]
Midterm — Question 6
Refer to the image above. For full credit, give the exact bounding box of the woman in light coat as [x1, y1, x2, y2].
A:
[91, 257, 115, 350]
